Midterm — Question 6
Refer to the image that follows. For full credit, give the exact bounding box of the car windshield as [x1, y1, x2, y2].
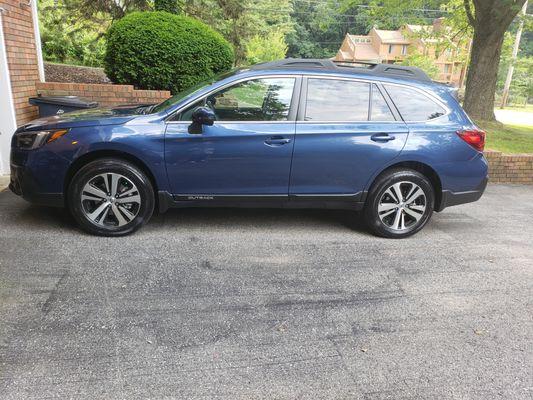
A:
[150, 69, 241, 114]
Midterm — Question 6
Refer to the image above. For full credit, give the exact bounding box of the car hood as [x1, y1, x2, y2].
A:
[20, 104, 153, 131]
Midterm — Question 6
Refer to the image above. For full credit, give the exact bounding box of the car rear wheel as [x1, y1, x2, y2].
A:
[68, 158, 154, 236]
[364, 169, 434, 238]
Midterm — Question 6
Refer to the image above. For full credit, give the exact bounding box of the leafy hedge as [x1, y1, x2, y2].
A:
[104, 12, 234, 93]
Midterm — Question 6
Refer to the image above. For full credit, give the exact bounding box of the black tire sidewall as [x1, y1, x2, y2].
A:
[364, 169, 434, 238]
[68, 159, 154, 236]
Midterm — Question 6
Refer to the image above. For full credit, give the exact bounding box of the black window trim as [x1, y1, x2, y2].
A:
[382, 82, 451, 123]
[297, 74, 450, 124]
[298, 75, 398, 123]
[370, 83, 398, 122]
[298, 76, 373, 123]
[166, 74, 302, 124]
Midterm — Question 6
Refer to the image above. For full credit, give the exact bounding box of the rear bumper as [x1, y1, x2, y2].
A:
[436, 176, 488, 212]
[9, 163, 64, 207]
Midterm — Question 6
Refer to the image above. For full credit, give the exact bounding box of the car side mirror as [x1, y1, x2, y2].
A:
[188, 106, 215, 134]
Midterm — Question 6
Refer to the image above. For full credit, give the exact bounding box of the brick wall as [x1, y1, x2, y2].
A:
[485, 151, 533, 184]
[0, 0, 41, 125]
[35, 82, 171, 108]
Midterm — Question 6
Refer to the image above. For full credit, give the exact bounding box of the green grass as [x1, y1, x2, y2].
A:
[477, 120, 533, 154]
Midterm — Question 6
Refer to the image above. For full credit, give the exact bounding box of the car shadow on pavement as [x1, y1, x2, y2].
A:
[7, 204, 78, 232]
[149, 207, 370, 235]
[1, 190, 369, 236]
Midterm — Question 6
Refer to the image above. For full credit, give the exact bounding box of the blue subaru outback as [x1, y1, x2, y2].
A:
[10, 59, 488, 238]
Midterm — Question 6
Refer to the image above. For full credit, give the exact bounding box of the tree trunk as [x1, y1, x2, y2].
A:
[462, 0, 527, 121]
[463, 29, 505, 121]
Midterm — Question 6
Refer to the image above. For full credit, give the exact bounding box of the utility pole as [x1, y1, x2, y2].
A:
[500, 0, 528, 108]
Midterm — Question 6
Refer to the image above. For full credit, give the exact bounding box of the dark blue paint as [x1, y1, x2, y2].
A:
[165, 122, 295, 194]
[291, 122, 409, 195]
[10, 66, 488, 210]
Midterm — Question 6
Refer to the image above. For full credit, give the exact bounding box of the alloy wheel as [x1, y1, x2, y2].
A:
[377, 181, 427, 231]
[80, 173, 141, 227]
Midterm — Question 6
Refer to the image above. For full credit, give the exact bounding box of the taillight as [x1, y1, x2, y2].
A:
[456, 129, 485, 152]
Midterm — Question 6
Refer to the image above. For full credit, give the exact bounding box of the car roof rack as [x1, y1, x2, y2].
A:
[250, 58, 432, 82]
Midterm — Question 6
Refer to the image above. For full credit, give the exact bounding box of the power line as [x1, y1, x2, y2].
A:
[243, 7, 437, 23]
[289, 0, 449, 14]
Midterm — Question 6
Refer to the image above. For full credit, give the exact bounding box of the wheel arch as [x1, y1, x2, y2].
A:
[365, 161, 443, 211]
[64, 150, 159, 205]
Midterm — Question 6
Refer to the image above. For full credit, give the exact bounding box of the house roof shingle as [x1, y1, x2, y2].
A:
[353, 42, 380, 61]
[373, 29, 411, 44]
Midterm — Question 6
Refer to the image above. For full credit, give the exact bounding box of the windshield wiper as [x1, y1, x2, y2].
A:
[139, 104, 157, 114]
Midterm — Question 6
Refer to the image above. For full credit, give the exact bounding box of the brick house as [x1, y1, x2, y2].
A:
[0, 0, 44, 174]
[334, 18, 469, 87]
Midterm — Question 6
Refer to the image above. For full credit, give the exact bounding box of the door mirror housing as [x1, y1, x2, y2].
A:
[188, 106, 215, 134]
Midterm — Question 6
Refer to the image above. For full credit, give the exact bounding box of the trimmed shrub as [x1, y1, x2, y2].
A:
[104, 12, 234, 93]
[154, 0, 178, 14]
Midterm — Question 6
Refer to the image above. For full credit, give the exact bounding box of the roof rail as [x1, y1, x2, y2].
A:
[250, 59, 336, 70]
[250, 58, 432, 82]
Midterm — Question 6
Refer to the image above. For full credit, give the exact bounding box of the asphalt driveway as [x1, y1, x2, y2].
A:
[0, 184, 532, 399]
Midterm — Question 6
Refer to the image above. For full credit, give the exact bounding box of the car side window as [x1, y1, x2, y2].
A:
[370, 84, 395, 121]
[176, 99, 205, 121]
[305, 79, 370, 122]
[205, 78, 295, 121]
[384, 84, 446, 121]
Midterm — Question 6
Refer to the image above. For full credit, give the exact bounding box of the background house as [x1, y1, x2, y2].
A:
[335, 18, 469, 87]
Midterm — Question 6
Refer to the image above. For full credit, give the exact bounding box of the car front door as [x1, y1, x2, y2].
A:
[289, 77, 409, 201]
[165, 76, 300, 197]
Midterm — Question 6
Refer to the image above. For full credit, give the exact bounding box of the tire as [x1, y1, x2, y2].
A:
[67, 158, 155, 236]
[364, 168, 434, 238]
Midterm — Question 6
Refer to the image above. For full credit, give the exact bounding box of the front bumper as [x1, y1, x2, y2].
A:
[436, 176, 488, 212]
[9, 162, 64, 207]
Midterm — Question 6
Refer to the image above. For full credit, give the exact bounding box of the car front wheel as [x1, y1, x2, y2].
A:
[68, 158, 155, 236]
[364, 169, 434, 238]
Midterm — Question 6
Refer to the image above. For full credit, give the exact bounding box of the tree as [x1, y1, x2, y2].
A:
[400, 50, 440, 79]
[42, 0, 295, 68]
[462, 0, 528, 120]
[511, 57, 533, 104]
[155, 0, 179, 14]
[287, 0, 368, 59]
[246, 29, 288, 64]
[63, 0, 151, 22]
[39, 0, 107, 66]
[344, 0, 529, 120]
[172, 0, 293, 65]
[342, 0, 448, 30]
[498, 55, 533, 105]
[208, 0, 293, 64]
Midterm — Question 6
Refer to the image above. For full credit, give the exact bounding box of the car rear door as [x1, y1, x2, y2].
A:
[289, 77, 409, 200]
[165, 76, 300, 196]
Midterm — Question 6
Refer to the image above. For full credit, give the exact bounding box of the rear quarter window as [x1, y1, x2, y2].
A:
[384, 84, 447, 121]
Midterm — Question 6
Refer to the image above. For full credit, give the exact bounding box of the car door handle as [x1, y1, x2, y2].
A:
[371, 133, 396, 142]
[265, 136, 292, 146]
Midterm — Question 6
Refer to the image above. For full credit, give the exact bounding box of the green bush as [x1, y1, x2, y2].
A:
[104, 11, 234, 93]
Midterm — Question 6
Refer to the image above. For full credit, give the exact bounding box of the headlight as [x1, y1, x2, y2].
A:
[15, 129, 69, 150]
